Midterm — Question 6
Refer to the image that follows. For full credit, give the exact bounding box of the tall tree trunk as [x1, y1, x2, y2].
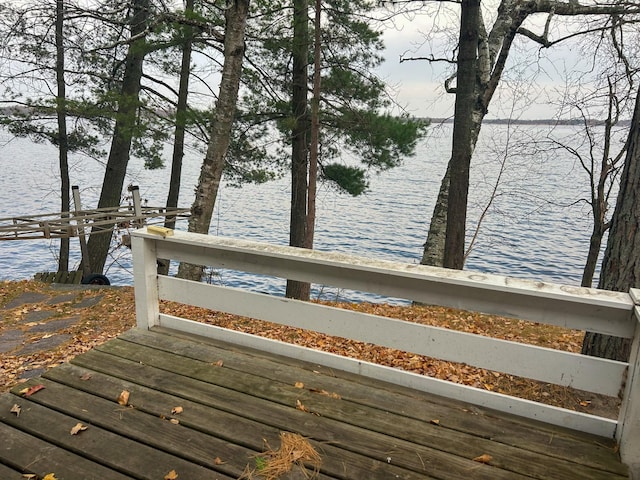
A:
[581, 229, 604, 287]
[177, 0, 250, 281]
[443, 0, 480, 270]
[421, 116, 484, 268]
[158, 0, 194, 276]
[285, 0, 310, 300]
[304, 0, 321, 253]
[85, 0, 149, 275]
[55, 0, 70, 272]
[420, 3, 528, 269]
[582, 88, 640, 361]
[581, 80, 620, 287]
[581, 156, 609, 287]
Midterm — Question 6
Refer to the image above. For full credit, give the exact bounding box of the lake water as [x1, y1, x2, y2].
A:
[0, 123, 607, 301]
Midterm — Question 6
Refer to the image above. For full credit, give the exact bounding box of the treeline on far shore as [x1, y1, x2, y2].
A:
[0, 106, 630, 128]
[425, 117, 632, 126]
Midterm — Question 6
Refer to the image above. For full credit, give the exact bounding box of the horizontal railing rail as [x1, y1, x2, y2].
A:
[131, 228, 639, 471]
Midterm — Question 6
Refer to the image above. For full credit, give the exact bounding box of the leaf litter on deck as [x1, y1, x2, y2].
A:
[0, 280, 620, 417]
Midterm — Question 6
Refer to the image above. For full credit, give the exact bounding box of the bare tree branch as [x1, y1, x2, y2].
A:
[517, 27, 552, 47]
[399, 53, 455, 63]
[610, 15, 635, 85]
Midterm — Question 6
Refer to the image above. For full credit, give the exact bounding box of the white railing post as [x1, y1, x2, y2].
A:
[618, 288, 640, 477]
[131, 231, 159, 330]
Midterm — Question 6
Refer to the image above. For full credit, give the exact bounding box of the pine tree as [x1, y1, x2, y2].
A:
[243, 0, 428, 299]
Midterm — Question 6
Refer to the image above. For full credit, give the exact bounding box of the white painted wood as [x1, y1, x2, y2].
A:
[158, 275, 627, 397]
[617, 306, 640, 469]
[129, 229, 640, 442]
[130, 185, 143, 228]
[131, 235, 159, 330]
[72, 186, 91, 276]
[142, 230, 635, 337]
[155, 314, 618, 438]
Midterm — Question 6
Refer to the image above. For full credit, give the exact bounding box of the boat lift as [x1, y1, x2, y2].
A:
[0, 185, 189, 284]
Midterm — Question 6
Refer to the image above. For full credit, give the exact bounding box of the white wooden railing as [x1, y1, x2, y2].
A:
[131, 228, 640, 470]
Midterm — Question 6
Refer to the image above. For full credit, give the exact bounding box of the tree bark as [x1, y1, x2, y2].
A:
[158, 0, 194, 276]
[581, 230, 604, 287]
[582, 88, 640, 361]
[285, 0, 310, 300]
[304, 0, 321, 254]
[421, 0, 529, 268]
[85, 0, 149, 275]
[443, 0, 480, 270]
[421, 109, 484, 268]
[581, 81, 621, 287]
[55, 0, 70, 272]
[177, 0, 250, 281]
[420, 166, 449, 268]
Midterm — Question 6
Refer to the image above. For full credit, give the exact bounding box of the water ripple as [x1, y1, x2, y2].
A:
[1, 124, 607, 301]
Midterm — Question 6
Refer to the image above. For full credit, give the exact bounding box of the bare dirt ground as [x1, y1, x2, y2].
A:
[0, 279, 619, 418]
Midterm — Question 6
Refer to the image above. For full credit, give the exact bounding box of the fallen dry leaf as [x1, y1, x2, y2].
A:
[164, 470, 178, 480]
[1, 282, 136, 395]
[430, 419, 440, 426]
[117, 390, 130, 406]
[214, 457, 225, 465]
[309, 388, 341, 399]
[169, 418, 180, 425]
[294, 382, 304, 389]
[171, 406, 183, 415]
[10, 404, 21, 417]
[20, 384, 45, 397]
[293, 400, 321, 416]
[295, 399, 309, 413]
[80, 373, 93, 381]
[21, 474, 36, 479]
[473, 454, 493, 464]
[215, 359, 224, 367]
[0, 280, 615, 417]
[70, 422, 88, 435]
[42, 474, 58, 480]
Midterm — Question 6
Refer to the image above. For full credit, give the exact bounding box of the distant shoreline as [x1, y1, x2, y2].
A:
[424, 117, 632, 127]
[0, 106, 630, 128]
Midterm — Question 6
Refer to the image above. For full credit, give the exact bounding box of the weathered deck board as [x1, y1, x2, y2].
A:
[123, 328, 627, 473]
[0, 328, 628, 480]
[0, 393, 233, 479]
[0, 465, 25, 479]
[0, 421, 133, 479]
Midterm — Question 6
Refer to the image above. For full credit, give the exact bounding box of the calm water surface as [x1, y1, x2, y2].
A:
[0, 123, 604, 301]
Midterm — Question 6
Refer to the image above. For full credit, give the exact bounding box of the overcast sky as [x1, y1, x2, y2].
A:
[378, 29, 455, 119]
[373, 7, 599, 121]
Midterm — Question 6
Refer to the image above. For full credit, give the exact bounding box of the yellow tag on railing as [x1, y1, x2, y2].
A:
[147, 226, 174, 237]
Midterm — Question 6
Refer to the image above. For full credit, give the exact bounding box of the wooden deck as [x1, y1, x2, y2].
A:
[0, 327, 628, 480]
